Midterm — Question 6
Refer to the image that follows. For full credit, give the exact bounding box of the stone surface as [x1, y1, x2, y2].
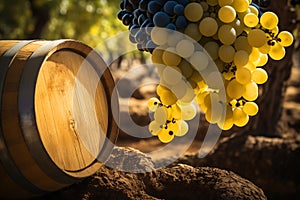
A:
[41, 147, 267, 200]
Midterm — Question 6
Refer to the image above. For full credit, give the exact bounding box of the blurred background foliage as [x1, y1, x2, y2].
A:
[0, 0, 125, 45]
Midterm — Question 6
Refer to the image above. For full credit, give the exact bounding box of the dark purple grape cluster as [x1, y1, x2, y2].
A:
[117, 0, 189, 52]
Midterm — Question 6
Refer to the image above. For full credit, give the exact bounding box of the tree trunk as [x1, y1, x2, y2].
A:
[248, 0, 297, 136]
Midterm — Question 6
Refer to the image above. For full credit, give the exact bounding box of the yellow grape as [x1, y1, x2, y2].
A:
[181, 103, 197, 120]
[252, 68, 268, 84]
[218, 0, 234, 7]
[189, 51, 209, 71]
[167, 32, 184, 47]
[260, 11, 278, 30]
[218, 6, 236, 23]
[268, 42, 286, 60]
[196, 91, 209, 105]
[234, 50, 249, 67]
[236, 67, 252, 85]
[162, 66, 182, 85]
[234, 36, 252, 54]
[162, 47, 182, 66]
[257, 53, 268, 66]
[249, 5, 259, 16]
[176, 120, 189, 137]
[171, 79, 188, 99]
[232, 0, 249, 13]
[271, 26, 279, 36]
[151, 27, 168, 45]
[148, 97, 161, 112]
[160, 90, 178, 105]
[204, 41, 219, 60]
[243, 101, 259, 116]
[218, 45, 235, 63]
[278, 31, 294, 47]
[151, 48, 164, 64]
[184, 2, 204, 22]
[249, 48, 260, 63]
[258, 42, 271, 54]
[148, 120, 162, 136]
[178, 59, 194, 78]
[230, 19, 245, 36]
[179, 86, 195, 103]
[176, 39, 195, 58]
[184, 23, 202, 41]
[243, 62, 256, 71]
[217, 105, 234, 130]
[199, 17, 218, 37]
[171, 103, 182, 120]
[243, 81, 258, 101]
[247, 29, 267, 48]
[244, 13, 259, 28]
[154, 106, 168, 125]
[157, 125, 176, 143]
[218, 25, 237, 45]
[227, 79, 245, 99]
[233, 107, 249, 127]
[205, 101, 224, 123]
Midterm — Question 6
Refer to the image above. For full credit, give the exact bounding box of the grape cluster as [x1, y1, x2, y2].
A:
[117, 0, 294, 143]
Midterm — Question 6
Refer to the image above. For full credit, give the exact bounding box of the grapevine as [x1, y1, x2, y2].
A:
[117, 0, 294, 143]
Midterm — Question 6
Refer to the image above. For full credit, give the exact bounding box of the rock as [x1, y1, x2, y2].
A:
[176, 134, 300, 199]
[143, 164, 267, 200]
[41, 147, 267, 200]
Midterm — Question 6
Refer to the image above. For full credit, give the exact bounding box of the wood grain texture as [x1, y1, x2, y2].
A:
[0, 39, 118, 198]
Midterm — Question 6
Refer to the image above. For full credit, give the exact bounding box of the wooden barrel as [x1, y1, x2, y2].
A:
[0, 40, 119, 198]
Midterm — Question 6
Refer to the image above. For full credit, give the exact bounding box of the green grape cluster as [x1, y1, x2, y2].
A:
[118, 0, 294, 143]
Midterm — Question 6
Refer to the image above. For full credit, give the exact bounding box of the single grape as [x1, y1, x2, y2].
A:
[184, 23, 202, 41]
[157, 127, 175, 143]
[162, 66, 182, 86]
[243, 101, 259, 116]
[232, 0, 249, 13]
[166, 23, 177, 31]
[278, 31, 294, 47]
[153, 11, 170, 27]
[243, 80, 258, 101]
[247, 29, 267, 48]
[218, 25, 237, 45]
[230, 19, 245, 36]
[218, 6, 236, 23]
[218, 45, 235, 63]
[184, 2, 204, 22]
[176, 39, 195, 58]
[159, 86, 178, 105]
[233, 107, 249, 127]
[138, 13, 146, 26]
[162, 47, 182, 66]
[189, 51, 209, 71]
[148, 120, 162, 135]
[217, 105, 234, 130]
[252, 68, 268, 84]
[226, 79, 245, 99]
[176, 120, 189, 137]
[244, 13, 259, 27]
[139, 0, 149, 12]
[233, 50, 249, 67]
[268, 42, 286, 60]
[181, 103, 197, 120]
[151, 27, 168, 45]
[117, 10, 127, 20]
[236, 67, 252, 85]
[173, 4, 185, 15]
[199, 17, 218, 37]
[148, 1, 162, 14]
[122, 13, 133, 26]
[260, 11, 279, 30]
[148, 97, 161, 112]
[178, 59, 194, 78]
[164, 1, 177, 15]
[257, 53, 269, 66]
[176, 16, 188, 30]
[154, 106, 168, 125]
